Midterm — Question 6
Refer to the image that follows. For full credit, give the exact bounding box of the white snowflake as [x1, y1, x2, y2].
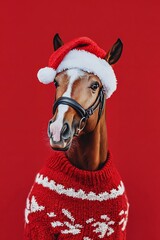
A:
[25, 195, 45, 224]
[47, 212, 56, 217]
[86, 214, 115, 238]
[119, 203, 129, 231]
[50, 208, 83, 235]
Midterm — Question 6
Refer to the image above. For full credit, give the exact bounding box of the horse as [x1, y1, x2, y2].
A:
[24, 34, 129, 240]
[48, 34, 122, 171]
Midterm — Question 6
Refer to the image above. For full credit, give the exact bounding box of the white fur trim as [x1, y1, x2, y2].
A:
[57, 50, 117, 98]
[35, 173, 125, 202]
[37, 67, 56, 84]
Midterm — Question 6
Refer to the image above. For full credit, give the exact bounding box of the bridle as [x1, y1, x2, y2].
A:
[52, 87, 105, 136]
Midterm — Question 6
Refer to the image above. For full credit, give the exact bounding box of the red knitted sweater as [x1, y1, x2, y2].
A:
[24, 150, 129, 240]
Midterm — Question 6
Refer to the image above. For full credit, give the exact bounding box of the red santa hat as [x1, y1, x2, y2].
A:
[37, 37, 117, 98]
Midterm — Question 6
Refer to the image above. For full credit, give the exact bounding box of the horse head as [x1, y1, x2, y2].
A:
[45, 34, 123, 151]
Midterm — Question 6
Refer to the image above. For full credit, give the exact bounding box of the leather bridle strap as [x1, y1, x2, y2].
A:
[53, 96, 86, 118]
[53, 87, 105, 121]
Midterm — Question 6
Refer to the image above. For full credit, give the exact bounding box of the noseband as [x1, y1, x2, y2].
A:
[53, 87, 105, 135]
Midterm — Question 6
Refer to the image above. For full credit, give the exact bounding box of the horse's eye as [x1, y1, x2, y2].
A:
[90, 82, 99, 91]
[54, 79, 59, 88]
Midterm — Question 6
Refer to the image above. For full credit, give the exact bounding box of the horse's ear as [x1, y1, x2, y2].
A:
[53, 33, 64, 51]
[105, 39, 123, 65]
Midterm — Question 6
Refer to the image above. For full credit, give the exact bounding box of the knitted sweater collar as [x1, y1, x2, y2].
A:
[46, 150, 116, 186]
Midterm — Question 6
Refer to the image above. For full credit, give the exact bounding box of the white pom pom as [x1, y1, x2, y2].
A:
[37, 67, 56, 84]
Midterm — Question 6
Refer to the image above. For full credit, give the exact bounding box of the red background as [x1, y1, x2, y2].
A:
[0, 1, 159, 239]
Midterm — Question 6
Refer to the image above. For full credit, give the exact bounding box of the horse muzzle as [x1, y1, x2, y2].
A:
[48, 120, 72, 151]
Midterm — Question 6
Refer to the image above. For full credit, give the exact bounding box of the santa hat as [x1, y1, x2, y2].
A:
[37, 37, 117, 98]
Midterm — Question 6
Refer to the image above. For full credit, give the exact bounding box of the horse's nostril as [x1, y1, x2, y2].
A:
[48, 119, 54, 138]
[61, 123, 71, 140]
[49, 119, 54, 125]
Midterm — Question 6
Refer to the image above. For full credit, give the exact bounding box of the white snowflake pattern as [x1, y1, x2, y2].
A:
[25, 196, 45, 224]
[47, 212, 56, 217]
[23, 199, 129, 238]
[86, 214, 115, 238]
[50, 208, 83, 235]
[119, 203, 129, 231]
